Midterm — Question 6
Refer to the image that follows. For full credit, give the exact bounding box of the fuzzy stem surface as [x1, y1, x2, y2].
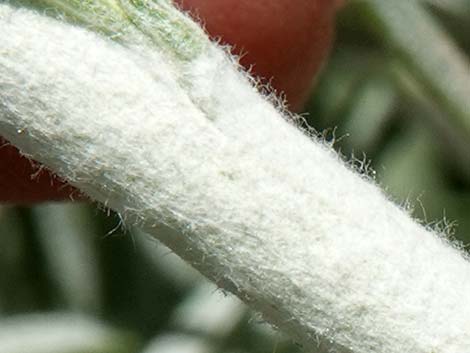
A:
[1, 3, 470, 353]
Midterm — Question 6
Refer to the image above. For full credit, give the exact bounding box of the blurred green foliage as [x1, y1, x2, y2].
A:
[0, 1, 469, 353]
[308, 0, 470, 243]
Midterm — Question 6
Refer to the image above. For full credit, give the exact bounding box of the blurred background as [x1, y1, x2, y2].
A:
[1, 1, 469, 352]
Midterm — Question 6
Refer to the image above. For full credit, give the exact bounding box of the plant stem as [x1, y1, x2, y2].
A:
[2, 3, 470, 353]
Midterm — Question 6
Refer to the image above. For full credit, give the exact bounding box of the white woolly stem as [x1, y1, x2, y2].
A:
[1, 4, 470, 353]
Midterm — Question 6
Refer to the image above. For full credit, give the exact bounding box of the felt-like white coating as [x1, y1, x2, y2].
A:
[1, 5, 470, 353]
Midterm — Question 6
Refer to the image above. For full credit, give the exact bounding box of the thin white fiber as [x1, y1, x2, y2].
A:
[1, 4, 470, 353]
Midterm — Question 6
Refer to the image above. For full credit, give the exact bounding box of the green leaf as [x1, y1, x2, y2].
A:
[0, 313, 138, 353]
[357, 1, 470, 138]
[32, 204, 102, 314]
[425, 0, 470, 19]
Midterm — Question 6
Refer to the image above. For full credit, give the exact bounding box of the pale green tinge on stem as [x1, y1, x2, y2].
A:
[119, 0, 208, 60]
[13, 0, 129, 37]
[13, 0, 208, 60]
[358, 1, 470, 138]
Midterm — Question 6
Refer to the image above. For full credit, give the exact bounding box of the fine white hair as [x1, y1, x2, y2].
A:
[1, 4, 470, 353]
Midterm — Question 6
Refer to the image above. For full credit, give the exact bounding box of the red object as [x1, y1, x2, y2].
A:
[177, 0, 336, 111]
[0, 140, 80, 203]
[0, 0, 338, 203]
